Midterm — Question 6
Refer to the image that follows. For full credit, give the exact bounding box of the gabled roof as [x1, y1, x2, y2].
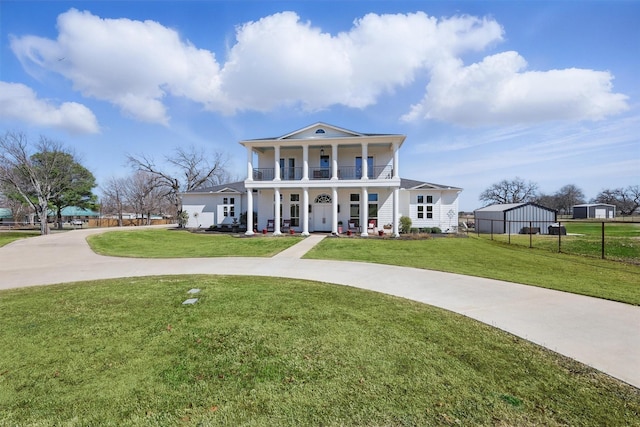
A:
[241, 122, 405, 144]
[278, 122, 364, 140]
[475, 202, 556, 213]
[400, 178, 462, 191]
[183, 181, 246, 194]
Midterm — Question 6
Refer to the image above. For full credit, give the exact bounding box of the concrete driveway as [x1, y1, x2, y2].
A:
[1, 226, 639, 388]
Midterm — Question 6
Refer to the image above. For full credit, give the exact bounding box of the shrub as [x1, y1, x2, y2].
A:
[431, 227, 442, 234]
[400, 216, 412, 233]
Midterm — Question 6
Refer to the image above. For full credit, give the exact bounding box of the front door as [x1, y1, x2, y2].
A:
[312, 193, 332, 232]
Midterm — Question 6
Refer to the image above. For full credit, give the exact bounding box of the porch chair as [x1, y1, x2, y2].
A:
[266, 219, 275, 232]
[367, 219, 377, 234]
[281, 219, 291, 233]
[348, 221, 359, 233]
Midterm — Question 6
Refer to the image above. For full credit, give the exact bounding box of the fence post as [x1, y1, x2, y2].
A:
[529, 221, 533, 248]
[508, 221, 511, 245]
[601, 221, 605, 259]
[490, 220, 494, 240]
[558, 220, 562, 253]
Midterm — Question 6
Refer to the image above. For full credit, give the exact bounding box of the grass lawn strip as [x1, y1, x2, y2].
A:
[87, 229, 303, 258]
[1, 275, 638, 426]
[0, 231, 41, 247]
[304, 236, 640, 306]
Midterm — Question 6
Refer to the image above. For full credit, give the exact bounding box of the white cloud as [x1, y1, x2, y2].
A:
[402, 51, 629, 125]
[11, 8, 221, 124]
[220, 11, 503, 112]
[0, 81, 99, 134]
[9, 9, 629, 126]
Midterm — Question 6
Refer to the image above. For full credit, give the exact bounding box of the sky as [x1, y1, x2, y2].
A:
[0, 0, 638, 211]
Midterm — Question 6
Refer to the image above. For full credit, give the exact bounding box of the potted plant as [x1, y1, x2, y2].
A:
[338, 221, 343, 234]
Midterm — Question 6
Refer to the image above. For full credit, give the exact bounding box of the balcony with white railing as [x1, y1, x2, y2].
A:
[252, 165, 394, 182]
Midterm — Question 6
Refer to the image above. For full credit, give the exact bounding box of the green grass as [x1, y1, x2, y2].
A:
[87, 229, 303, 258]
[1, 275, 638, 426]
[0, 231, 41, 247]
[478, 222, 640, 262]
[304, 236, 640, 305]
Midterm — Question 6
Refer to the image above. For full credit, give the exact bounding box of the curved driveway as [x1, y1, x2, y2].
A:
[1, 226, 639, 389]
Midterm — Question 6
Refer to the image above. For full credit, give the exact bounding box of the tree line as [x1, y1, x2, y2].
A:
[0, 131, 232, 234]
[479, 177, 640, 216]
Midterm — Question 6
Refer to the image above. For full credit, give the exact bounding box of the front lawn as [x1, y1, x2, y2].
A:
[0, 231, 41, 247]
[1, 275, 638, 426]
[87, 229, 303, 258]
[304, 236, 640, 305]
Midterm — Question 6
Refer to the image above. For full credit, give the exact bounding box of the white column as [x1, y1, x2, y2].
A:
[302, 188, 309, 236]
[246, 146, 254, 181]
[274, 145, 281, 181]
[332, 187, 338, 234]
[302, 145, 309, 181]
[274, 188, 281, 235]
[331, 144, 338, 180]
[393, 188, 400, 237]
[393, 142, 399, 179]
[361, 143, 368, 180]
[360, 187, 369, 237]
[245, 189, 254, 235]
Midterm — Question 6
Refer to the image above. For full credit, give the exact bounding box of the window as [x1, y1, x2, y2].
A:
[417, 205, 424, 219]
[350, 193, 359, 221]
[290, 194, 300, 226]
[315, 129, 325, 134]
[417, 195, 423, 204]
[427, 195, 433, 204]
[427, 206, 433, 219]
[355, 156, 374, 178]
[368, 193, 378, 219]
[222, 197, 235, 217]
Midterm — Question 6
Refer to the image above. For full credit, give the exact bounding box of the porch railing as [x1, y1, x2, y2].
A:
[252, 165, 394, 181]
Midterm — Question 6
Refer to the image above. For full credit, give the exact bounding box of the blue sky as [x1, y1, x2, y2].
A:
[1, 0, 638, 211]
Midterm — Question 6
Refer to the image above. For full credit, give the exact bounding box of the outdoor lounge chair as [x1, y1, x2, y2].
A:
[348, 221, 359, 233]
[281, 219, 291, 233]
[266, 219, 275, 232]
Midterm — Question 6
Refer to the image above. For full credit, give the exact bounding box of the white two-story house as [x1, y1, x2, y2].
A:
[182, 123, 462, 235]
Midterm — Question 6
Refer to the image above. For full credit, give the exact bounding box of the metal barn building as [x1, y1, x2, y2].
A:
[572, 203, 616, 219]
[474, 202, 557, 235]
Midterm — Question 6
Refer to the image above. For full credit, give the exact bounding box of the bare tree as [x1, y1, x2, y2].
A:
[101, 176, 129, 226]
[479, 177, 539, 206]
[553, 184, 585, 215]
[536, 184, 585, 214]
[593, 185, 640, 216]
[124, 171, 165, 225]
[0, 132, 87, 235]
[127, 145, 229, 221]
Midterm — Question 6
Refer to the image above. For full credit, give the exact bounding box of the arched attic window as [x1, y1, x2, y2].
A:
[315, 129, 325, 134]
